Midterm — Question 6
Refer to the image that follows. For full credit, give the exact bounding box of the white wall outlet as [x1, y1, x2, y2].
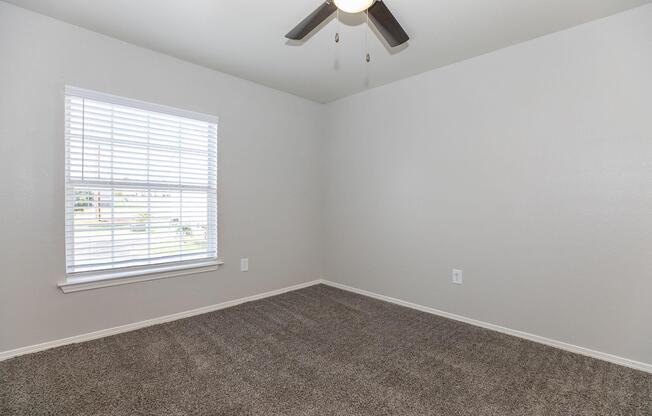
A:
[240, 258, 249, 272]
[452, 269, 463, 285]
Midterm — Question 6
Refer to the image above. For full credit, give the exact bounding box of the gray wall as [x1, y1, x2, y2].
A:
[323, 5, 652, 364]
[1, 1, 650, 366]
[0, 2, 323, 352]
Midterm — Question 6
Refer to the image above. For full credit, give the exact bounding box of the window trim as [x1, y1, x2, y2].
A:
[61, 86, 221, 292]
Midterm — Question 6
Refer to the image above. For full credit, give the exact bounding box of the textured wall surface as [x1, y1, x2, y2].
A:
[1, 2, 650, 367]
[323, 5, 652, 364]
[0, 2, 324, 352]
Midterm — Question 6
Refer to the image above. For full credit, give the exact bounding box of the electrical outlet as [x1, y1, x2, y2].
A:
[452, 269, 463, 285]
[240, 258, 249, 272]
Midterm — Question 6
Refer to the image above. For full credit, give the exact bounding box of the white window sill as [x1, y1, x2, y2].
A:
[58, 260, 224, 293]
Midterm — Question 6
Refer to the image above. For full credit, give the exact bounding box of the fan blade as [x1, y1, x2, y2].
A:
[367, 1, 409, 47]
[286, 1, 337, 40]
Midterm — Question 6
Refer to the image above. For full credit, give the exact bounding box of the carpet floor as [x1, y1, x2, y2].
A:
[1, 284, 650, 415]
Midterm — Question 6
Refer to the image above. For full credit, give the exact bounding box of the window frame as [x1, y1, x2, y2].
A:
[60, 86, 222, 292]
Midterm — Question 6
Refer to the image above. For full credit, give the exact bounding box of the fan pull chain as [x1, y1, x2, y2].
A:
[335, 9, 340, 43]
[365, 11, 371, 63]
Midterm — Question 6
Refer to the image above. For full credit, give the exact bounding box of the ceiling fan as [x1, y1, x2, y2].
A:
[286, 0, 409, 47]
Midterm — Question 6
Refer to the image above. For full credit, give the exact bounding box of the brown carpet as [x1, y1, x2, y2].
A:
[1, 284, 650, 415]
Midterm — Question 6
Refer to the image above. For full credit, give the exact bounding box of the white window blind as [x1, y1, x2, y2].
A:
[65, 87, 218, 276]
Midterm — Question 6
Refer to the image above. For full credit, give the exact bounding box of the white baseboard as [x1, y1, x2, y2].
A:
[3, 278, 650, 374]
[321, 280, 652, 374]
[0, 280, 322, 362]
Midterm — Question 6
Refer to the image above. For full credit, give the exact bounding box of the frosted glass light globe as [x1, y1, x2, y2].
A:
[334, 0, 375, 14]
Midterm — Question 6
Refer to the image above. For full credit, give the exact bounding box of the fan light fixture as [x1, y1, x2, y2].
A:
[333, 0, 374, 14]
[285, 1, 409, 48]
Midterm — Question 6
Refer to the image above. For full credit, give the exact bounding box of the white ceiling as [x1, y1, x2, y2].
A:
[5, 0, 650, 102]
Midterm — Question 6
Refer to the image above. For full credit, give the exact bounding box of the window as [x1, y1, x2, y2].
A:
[64, 87, 218, 281]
